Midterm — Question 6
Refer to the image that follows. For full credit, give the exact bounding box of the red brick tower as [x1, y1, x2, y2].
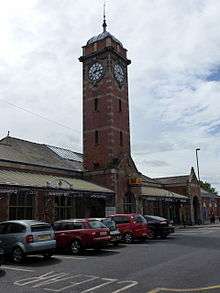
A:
[80, 17, 140, 214]
[79, 18, 131, 171]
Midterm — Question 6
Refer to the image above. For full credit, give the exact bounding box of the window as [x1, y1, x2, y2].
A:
[118, 99, 122, 112]
[94, 98, 98, 111]
[88, 220, 106, 229]
[31, 224, 52, 232]
[112, 216, 129, 224]
[133, 215, 146, 223]
[9, 191, 33, 220]
[6, 223, 26, 234]
[95, 130, 99, 145]
[53, 222, 83, 231]
[102, 219, 116, 230]
[120, 131, 123, 146]
[55, 195, 76, 220]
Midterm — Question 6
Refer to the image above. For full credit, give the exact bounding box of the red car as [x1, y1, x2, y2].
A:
[110, 214, 151, 243]
[53, 219, 110, 254]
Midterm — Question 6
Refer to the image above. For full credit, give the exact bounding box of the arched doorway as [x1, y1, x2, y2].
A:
[193, 196, 200, 224]
[124, 192, 136, 213]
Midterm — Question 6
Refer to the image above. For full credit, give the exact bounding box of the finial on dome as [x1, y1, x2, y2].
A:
[102, 1, 107, 32]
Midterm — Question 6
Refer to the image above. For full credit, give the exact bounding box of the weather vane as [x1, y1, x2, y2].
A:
[102, 0, 107, 32]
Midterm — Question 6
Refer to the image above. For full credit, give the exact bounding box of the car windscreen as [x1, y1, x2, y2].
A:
[88, 220, 107, 229]
[31, 224, 52, 232]
[102, 219, 116, 230]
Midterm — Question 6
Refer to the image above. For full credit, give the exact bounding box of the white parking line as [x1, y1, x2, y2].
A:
[81, 278, 117, 293]
[55, 255, 87, 260]
[2, 265, 34, 272]
[14, 271, 139, 292]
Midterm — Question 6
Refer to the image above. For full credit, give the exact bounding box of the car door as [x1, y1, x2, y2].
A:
[132, 215, 148, 237]
[54, 222, 70, 248]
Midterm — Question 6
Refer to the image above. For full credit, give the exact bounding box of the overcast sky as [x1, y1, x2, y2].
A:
[0, 0, 219, 193]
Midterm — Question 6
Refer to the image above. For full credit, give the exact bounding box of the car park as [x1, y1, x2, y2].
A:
[53, 219, 111, 254]
[0, 220, 56, 263]
[110, 214, 151, 243]
[144, 215, 175, 239]
[92, 218, 121, 246]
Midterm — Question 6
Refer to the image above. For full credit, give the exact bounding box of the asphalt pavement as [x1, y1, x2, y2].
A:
[1, 226, 220, 293]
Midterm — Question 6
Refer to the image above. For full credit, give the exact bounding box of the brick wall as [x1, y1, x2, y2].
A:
[35, 190, 55, 223]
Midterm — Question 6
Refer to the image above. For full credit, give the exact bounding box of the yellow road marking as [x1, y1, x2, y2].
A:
[148, 284, 220, 292]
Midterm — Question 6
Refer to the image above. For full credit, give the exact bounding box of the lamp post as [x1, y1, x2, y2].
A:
[195, 148, 200, 183]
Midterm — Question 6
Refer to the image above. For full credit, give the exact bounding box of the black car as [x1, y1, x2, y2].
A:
[144, 215, 175, 239]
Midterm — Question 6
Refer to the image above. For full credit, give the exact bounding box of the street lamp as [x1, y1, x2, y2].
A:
[195, 148, 200, 182]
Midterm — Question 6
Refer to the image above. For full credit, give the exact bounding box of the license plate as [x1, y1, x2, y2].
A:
[100, 231, 107, 236]
[38, 234, 51, 241]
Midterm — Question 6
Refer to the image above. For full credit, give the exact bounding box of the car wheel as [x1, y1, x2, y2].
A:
[160, 233, 168, 239]
[113, 242, 119, 247]
[148, 230, 156, 239]
[70, 240, 82, 255]
[124, 233, 133, 244]
[12, 247, 24, 263]
[43, 252, 53, 260]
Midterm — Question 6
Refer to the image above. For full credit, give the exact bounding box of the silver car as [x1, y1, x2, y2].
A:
[0, 220, 56, 263]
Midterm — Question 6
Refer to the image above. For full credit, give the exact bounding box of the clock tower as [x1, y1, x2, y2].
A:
[79, 17, 140, 213]
[79, 17, 131, 171]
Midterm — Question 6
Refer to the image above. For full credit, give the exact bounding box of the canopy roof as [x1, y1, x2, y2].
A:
[0, 169, 113, 194]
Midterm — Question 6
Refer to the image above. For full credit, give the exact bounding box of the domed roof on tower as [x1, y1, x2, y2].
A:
[87, 3, 123, 47]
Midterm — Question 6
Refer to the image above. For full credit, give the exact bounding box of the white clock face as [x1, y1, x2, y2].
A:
[88, 63, 104, 82]
[114, 64, 125, 83]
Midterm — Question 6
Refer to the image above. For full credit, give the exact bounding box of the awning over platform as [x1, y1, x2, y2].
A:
[141, 186, 189, 201]
[0, 169, 113, 194]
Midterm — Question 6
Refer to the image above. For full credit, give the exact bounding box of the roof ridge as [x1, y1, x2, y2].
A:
[0, 135, 45, 147]
[46, 143, 82, 155]
[155, 175, 189, 179]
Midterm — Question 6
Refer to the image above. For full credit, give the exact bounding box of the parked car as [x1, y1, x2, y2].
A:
[93, 218, 121, 246]
[53, 219, 111, 255]
[144, 215, 175, 239]
[110, 214, 151, 243]
[0, 220, 56, 263]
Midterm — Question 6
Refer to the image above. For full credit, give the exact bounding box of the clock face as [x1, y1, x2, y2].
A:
[114, 64, 125, 83]
[88, 63, 104, 82]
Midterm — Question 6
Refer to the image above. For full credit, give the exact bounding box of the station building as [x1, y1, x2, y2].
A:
[1, 19, 217, 225]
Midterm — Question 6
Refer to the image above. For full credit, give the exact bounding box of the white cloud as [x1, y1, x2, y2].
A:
[0, 0, 219, 192]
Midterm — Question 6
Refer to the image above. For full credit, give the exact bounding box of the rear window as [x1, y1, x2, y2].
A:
[133, 215, 146, 223]
[88, 220, 106, 229]
[31, 224, 52, 232]
[112, 216, 130, 224]
[102, 219, 116, 230]
[53, 222, 83, 231]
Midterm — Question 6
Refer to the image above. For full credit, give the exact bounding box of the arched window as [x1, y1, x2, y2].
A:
[118, 99, 122, 112]
[124, 192, 136, 213]
[95, 130, 99, 145]
[94, 98, 98, 111]
[120, 131, 123, 146]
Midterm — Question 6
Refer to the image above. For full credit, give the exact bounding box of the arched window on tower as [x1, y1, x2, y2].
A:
[95, 130, 99, 145]
[120, 131, 123, 146]
[118, 99, 122, 112]
[94, 98, 98, 111]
